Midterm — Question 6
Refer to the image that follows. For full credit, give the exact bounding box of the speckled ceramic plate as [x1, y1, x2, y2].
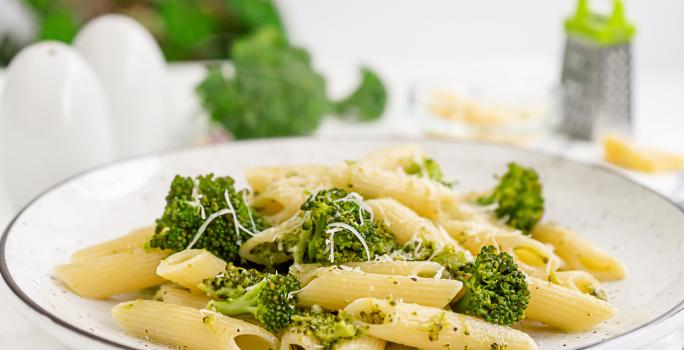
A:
[1, 139, 683, 350]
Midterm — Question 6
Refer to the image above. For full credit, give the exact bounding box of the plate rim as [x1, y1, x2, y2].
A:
[1, 137, 683, 349]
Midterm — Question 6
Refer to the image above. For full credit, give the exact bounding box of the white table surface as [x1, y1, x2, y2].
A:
[1, 61, 683, 349]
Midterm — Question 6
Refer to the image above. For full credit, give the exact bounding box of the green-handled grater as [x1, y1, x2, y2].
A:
[560, 0, 636, 140]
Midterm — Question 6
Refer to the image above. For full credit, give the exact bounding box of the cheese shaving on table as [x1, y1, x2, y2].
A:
[603, 134, 684, 173]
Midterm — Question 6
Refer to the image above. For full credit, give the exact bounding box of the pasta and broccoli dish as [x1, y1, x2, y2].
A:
[55, 144, 626, 350]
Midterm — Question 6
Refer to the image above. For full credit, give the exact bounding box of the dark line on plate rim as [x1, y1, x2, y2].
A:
[1, 136, 683, 350]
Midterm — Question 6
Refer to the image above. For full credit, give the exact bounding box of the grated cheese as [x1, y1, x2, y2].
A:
[434, 266, 445, 280]
[223, 190, 255, 238]
[242, 191, 258, 233]
[325, 227, 344, 263]
[327, 222, 372, 262]
[187, 178, 206, 219]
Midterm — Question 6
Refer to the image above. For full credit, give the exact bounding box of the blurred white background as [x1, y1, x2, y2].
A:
[281, 0, 684, 152]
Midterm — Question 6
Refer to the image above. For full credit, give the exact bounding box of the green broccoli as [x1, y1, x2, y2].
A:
[147, 174, 267, 262]
[290, 307, 362, 350]
[404, 157, 454, 188]
[203, 266, 300, 332]
[198, 263, 266, 299]
[243, 188, 397, 267]
[478, 163, 544, 234]
[297, 189, 397, 265]
[450, 246, 529, 326]
[196, 27, 387, 139]
[430, 245, 470, 275]
[333, 68, 387, 122]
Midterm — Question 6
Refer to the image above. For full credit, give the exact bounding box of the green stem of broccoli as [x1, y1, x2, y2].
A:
[210, 287, 260, 316]
[450, 288, 473, 314]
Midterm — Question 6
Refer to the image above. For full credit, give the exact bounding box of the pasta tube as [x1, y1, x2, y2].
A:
[56, 248, 169, 299]
[154, 284, 212, 309]
[367, 198, 466, 253]
[331, 162, 457, 219]
[246, 165, 331, 194]
[554, 271, 607, 300]
[71, 225, 154, 261]
[252, 175, 330, 224]
[239, 214, 304, 266]
[525, 276, 616, 331]
[112, 300, 278, 350]
[532, 223, 627, 281]
[343, 260, 446, 278]
[345, 298, 537, 350]
[360, 144, 425, 171]
[444, 220, 560, 279]
[156, 249, 226, 293]
[295, 267, 462, 310]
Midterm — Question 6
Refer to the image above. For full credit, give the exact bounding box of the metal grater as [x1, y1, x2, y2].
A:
[559, 0, 635, 140]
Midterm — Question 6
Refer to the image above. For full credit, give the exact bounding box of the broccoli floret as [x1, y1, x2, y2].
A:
[296, 189, 397, 265]
[196, 27, 387, 139]
[404, 158, 454, 188]
[198, 263, 266, 299]
[450, 246, 529, 326]
[147, 174, 267, 262]
[478, 163, 544, 234]
[290, 307, 362, 350]
[197, 28, 329, 139]
[430, 245, 470, 275]
[332, 67, 387, 122]
[205, 267, 300, 332]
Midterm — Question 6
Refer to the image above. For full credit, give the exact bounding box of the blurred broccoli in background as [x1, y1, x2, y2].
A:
[332, 68, 388, 122]
[196, 28, 329, 139]
[197, 28, 388, 139]
[1, 0, 283, 65]
[6, 0, 388, 137]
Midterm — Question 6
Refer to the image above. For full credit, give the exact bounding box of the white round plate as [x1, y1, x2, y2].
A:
[1, 139, 683, 350]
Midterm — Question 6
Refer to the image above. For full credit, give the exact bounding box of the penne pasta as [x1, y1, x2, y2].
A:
[360, 144, 425, 171]
[553, 271, 607, 300]
[345, 298, 537, 350]
[278, 328, 320, 350]
[343, 260, 446, 278]
[112, 300, 278, 350]
[289, 261, 446, 286]
[525, 276, 616, 331]
[71, 225, 154, 261]
[334, 336, 386, 350]
[295, 267, 462, 310]
[532, 223, 627, 281]
[252, 175, 330, 224]
[246, 165, 331, 194]
[239, 214, 304, 266]
[385, 343, 419, 350]
[156, 249, 226, 293]
[366, 198, 466, 253]
[330, 162, 457, 219]
[56, 248, 169, 299]
[443, 220, 561, 280]
[154, 284, 211, 309]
